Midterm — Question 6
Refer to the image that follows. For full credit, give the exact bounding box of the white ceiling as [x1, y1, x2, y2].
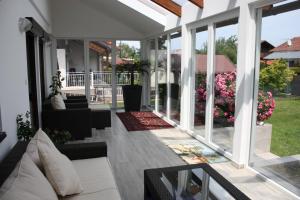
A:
[80, 0, 165, 37]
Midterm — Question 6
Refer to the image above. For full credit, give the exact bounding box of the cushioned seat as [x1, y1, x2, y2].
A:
[60, 157, 121, 200]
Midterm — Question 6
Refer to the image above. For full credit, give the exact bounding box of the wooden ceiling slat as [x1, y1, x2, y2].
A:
[188, 0, 203, 8]
[151, 0, 181, 17]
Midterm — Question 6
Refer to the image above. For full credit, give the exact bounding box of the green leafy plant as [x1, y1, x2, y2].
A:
[44, 128, 71, 144]
[259, 59, 296, 93]
[116, 60, 150, 86]
[49, 70, 64, 97]
[16, 111, 34, 141]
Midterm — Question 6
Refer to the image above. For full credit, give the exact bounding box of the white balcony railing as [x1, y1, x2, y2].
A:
[65, 72, 140, 87]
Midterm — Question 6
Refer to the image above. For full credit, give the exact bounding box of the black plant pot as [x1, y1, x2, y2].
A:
[122, 85, 142, 112]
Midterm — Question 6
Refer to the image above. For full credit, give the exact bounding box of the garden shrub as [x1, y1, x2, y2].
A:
[196, 71, 275, 124]
[259, 59, 295, 93]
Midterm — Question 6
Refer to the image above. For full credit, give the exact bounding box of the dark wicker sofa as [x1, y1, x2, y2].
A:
[0, 141, 107, 187]
[42, 98, 111, 140]
[0, 141, 121, 199]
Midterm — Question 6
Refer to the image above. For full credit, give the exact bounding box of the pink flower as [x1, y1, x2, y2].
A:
[195, 71, 275, 123]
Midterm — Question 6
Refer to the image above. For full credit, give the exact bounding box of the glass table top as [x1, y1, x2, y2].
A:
[159, 168, 235, 200]
[144, 164, 249, 200]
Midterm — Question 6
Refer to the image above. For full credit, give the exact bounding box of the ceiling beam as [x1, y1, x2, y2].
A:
[151, 0, 181, 17]
[188, 0, 203, 8]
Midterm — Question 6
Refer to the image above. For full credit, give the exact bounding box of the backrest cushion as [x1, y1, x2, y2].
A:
[38, 141, 83, 196]
[26, 129, 59, 170]
[0, 153, 58, 200]
[51, 94, 66, 110]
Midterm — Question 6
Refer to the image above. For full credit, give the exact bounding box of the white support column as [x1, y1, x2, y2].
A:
[154, 38, 159, 113]
[84, 40, 90, 103]
[232, 3, 258, 167]
[180, 24, 193, 130]
[205, 23, 216, 144]
[34, 37, 42, 127]
[166, 34, 171, 119]
[189, 29, 196, 131]
[146, 40, 151, 107]
[44, 39, 53, 97]
[51, 38, 57, 75]
[140, 40, 148, 107]
[111, 40, 117, 109]
[249, 8, 262, 164]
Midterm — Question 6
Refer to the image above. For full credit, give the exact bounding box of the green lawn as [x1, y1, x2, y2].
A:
[266, 96, 300, 157]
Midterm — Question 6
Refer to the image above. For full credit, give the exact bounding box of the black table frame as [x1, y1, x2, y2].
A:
[144, 163, 250, 200]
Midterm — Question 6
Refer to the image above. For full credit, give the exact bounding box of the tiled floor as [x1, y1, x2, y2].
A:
[72, 111, 299, 200]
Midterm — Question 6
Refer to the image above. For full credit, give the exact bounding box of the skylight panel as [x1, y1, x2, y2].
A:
[172, 0, 188, 6]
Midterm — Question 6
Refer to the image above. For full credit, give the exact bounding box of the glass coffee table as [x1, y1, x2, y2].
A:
[144, 163, 250, 200]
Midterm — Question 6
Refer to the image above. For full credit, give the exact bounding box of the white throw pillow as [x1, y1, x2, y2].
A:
[51, 94, 66, 110]
[0, 153, 58, 200]
[38, 141, 83, 196]
[26, 128, 59, 169]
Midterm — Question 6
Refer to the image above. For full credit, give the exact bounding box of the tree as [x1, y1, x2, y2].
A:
[196, 36, 238, 64]
[259, 59, 295, 93]
[118, 43, 140, 61]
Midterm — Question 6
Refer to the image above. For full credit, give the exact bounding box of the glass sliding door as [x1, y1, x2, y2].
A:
[194, 27, 208, 138]
[149, 39, 156, 109]
[170, 32, 182, 122]
[211, 19, 238, 153]
[56, 39, 86, 97]
[116, 40, 141, 109]
[250, 4, 300, 195]
[88, 40, 113, 109]
[158, 35, 168, 115]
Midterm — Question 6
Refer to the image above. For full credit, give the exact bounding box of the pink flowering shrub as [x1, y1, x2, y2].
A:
[196, 71, 275, 124]
[257, 91, 275, 122]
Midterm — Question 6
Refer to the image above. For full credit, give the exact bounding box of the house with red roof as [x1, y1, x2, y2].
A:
[264, 37, 300, 96]
[264, 37, 300, 67]
[170, 50, 236, 74]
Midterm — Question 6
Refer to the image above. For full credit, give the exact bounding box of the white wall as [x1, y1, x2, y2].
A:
[0, 0, 52, 161]
[51, 0, 145, 40]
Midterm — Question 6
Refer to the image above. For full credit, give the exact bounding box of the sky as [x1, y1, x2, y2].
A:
[261, 8, 300, 46]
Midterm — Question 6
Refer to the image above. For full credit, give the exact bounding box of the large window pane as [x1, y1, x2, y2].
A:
[170, 32, 181, 122]
[116, 40, 141, 108]
[250, 5, 300, 195]
[211, 19, 238, 153]
[57, 40, 86, 97]
[89, 41, 112, 109]
[194, 27, 208, 138]
[158, 35, 168, 115]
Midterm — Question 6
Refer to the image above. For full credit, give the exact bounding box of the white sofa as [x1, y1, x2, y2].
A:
[0, 142, 121, 200]
[62, 157, 121, 200]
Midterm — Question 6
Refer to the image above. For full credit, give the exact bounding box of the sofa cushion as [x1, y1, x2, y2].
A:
[51, 94, 66, 110]
[39, 140, 83, 196]
[0, 153, 58, 200]
[60, 157, 121, 200]
[26, 128, 59, 169]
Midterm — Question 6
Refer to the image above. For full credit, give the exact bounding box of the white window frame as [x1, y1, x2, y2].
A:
[186, 9, 240, 160]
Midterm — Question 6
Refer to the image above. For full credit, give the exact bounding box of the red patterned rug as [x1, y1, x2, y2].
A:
[116, 112, 174, 131]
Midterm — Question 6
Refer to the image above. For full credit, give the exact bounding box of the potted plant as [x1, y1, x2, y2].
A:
[49, 70, 65, 98]
[16, 111, 71, 144]
[117, 60, 149, 112]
